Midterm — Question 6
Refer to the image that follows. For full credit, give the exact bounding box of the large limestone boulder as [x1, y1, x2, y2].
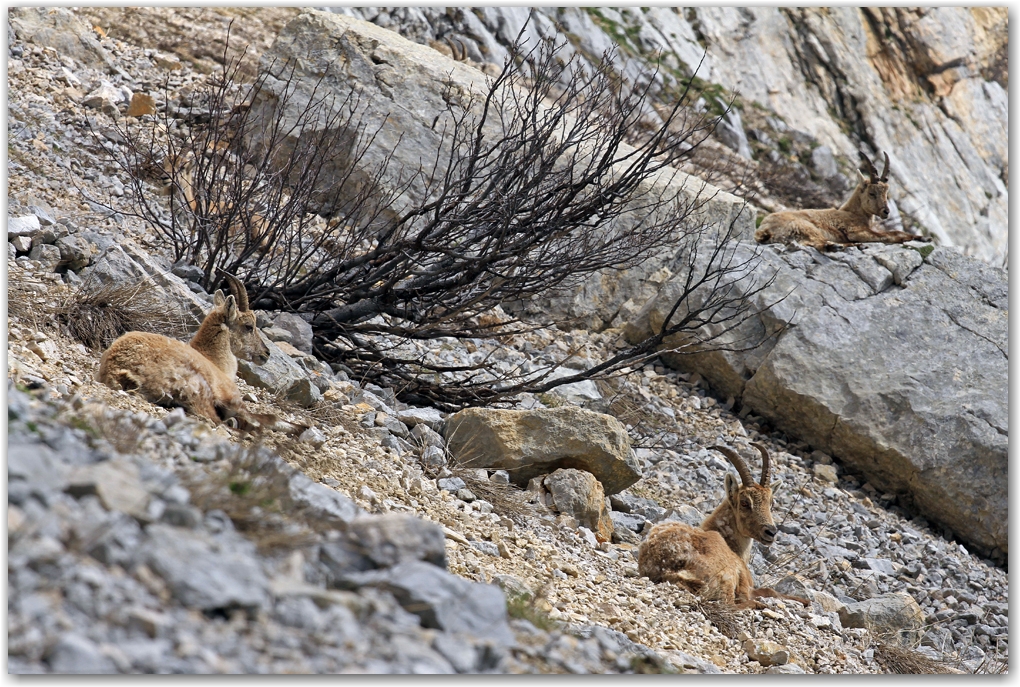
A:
[254, 10, 755, 329]
[626, 242, 1007, 559]
[444, 406, 639, 495]
[252, 10, 489, 221]
[236, 335, 321, 407]
[8, 7, 113, 69]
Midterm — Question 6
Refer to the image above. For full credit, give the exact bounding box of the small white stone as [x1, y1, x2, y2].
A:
[358, 485, 378, 504]
[299, 426, 326, 447]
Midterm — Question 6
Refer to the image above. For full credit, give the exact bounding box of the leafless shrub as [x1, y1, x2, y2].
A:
[95, 18, 777, 409]
[182, 444, 320, 553]
[755, 155, 840, 211]
[86, 27, 379, 292]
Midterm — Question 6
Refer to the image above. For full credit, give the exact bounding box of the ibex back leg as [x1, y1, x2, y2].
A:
[844, 227, 927, 244]
[752, 586, 811, 607]
[188, 395, 226, 426]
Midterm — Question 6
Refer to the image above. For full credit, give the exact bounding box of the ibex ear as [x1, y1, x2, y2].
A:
[223, 294, 238, 323]
[856, 169, 868, 185]
[213, 289, 226, 307]
[769, 479, 784, 500]
[724, 472, 741, 504]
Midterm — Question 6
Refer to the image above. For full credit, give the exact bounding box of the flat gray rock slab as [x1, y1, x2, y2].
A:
[838, 593, 925, 647]
[135, 524, 269, 612]
[288, 472, 360, 525]
[346, 513, 448, 570]
[46, 633, 117, 674]
[341, 560, 514, 646]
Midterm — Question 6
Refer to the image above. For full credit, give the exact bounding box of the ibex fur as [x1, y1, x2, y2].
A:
[755, 152, 929, 251]
[638, 443, 810, 609]
[98, 274, 282, 432]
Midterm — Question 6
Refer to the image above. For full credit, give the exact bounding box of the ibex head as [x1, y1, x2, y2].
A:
[217, 273, 270, 366]
[710, 443, 783, 545]
[856, 151, 891, 220]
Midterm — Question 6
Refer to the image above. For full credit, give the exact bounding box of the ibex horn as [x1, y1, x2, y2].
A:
[444, 35, 464, 62]
[750, 442, 772, 486]
[222, 273, 250, 312]
[710, 445, 753, 487]
[880, 151, 890, 182]
[859, 151, 879, 183]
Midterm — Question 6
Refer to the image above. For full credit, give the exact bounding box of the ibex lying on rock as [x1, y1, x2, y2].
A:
[638, 443, 810, 609]
[755, 152, 929, 251]
[98, 274, 292, 432]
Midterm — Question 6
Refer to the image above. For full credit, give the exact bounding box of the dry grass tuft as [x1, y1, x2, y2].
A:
[453, 467, 531, 519]
[52, 276, 191, 350]
[696, 600, 745, 639]
[69, 404, 146, 455]
[873, 643, 964, 674]
[183, 444, 320, 553]
[301, 399, 364, 439]
[8, 267, 190, 351]
[8, 271, 53, 332]
[505, 580, 561, 632]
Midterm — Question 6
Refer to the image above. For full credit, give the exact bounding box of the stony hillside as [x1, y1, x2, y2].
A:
[6, 7, 1008, 675]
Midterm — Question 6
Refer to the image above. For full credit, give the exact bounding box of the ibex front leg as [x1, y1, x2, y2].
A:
[843, 226, 929, 245]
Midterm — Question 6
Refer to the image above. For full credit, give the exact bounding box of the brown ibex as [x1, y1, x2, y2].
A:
[638, 443, 810, 609]
[755, 151, 929, 251]
[98, 274, 291, 432]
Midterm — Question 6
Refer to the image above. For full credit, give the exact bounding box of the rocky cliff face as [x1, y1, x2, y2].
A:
[326, 7, 1007, 266]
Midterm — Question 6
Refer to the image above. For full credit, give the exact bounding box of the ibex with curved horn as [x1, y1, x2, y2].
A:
[98, 274, 295, 432]
[755, 151, 929, 251]
[638, 443, 810, 609]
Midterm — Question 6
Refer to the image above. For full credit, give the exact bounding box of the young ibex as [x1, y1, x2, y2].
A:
[98, 274, 282, 431]
[638, 443, 810, 609]
[755, 151, 929, 251]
